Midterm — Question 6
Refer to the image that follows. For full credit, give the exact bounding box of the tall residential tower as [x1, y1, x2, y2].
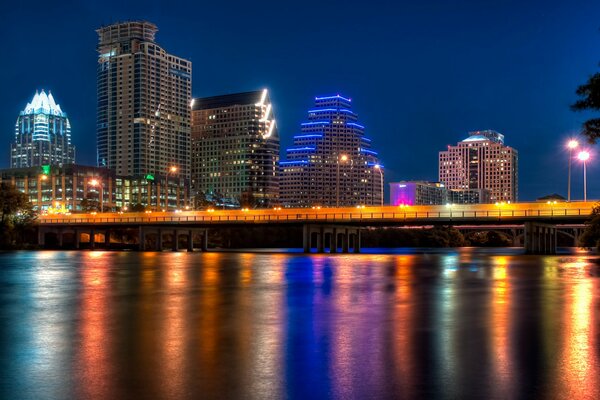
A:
[191, 90, 279, 207]
[279, 95, 384, 207]
[11, 90, 75, 168]
[439, 130, 518, 202]
[96, 21, 191, 181]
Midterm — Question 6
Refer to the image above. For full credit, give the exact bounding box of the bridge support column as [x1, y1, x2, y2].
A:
[75, 229, 80, 249]
[342, 230, 349, 253]
[57, 228, 63, 248]
[317, 229, 325, 253]
[173, 230, 179, 251]
[157, 229, 163, 251]
[138, 227, 145, 251]
[353, 230, 361, 253]
[331, 229, 337, 253]
[38, 227, 45, 247]
[525, 222, 556, 255]
[303, 225, 310, 253]
[104, 230, 110, 249]
[202, 229, 208, 252]
[90, 229, 95, 250]
[187, 230, 194, 252]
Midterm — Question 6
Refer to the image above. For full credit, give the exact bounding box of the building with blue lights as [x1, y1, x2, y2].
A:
[279, 95, 384, 207]
[11, 90, 75, 168]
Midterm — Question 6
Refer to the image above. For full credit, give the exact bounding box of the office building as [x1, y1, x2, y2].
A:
[96, 21, 191, 206]
[11, 90, 75, 168]
[439, 130, 518, 202]
[191, 90, 279, 208]
[390, 181, 491, 206]
[279, 95, 384, 207]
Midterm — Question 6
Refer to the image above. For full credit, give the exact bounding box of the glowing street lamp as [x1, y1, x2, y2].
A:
[336, 154, 349, 208]
[167, 165, 178, 211]
[88, 178, 103, 212]
[577, 150, 590, 202]
[374, 164, 384, 206]
[567, 139, 579, 202]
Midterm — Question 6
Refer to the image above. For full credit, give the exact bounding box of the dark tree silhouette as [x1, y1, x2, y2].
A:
[572, 71, 600, 142]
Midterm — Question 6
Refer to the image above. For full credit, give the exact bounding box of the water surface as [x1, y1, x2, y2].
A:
[1, 249, 599, 399]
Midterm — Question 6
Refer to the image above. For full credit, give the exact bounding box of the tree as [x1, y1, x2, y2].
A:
[80, 192, 99, 212]
[572, 71, 600, 142]
[0, 183, 36, 247]
[579, 203, 600, 248]
[0, 183, 31, 224]
[130, 203, 146, 212]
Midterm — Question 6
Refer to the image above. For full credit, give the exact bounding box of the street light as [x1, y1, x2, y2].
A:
[167, 165, 178, 211]
[88, 178, 103, 212]
[336, 154, 348, 207]
[567, 139, 579, 202]
[374, 164, 384, 206]
[577, 150, 590, 202]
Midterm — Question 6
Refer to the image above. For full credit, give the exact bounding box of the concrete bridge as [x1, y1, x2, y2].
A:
[37, 201, 596, 254]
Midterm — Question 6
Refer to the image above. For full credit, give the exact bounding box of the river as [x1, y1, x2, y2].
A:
[1, 248, 599, 399]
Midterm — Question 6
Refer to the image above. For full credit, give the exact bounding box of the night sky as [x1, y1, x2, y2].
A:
[1, 0, 600, 201]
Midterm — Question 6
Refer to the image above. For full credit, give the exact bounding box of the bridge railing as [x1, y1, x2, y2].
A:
[38, 207, 593, 225]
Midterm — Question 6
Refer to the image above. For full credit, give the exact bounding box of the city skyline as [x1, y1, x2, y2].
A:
[1, 1, 600, 201]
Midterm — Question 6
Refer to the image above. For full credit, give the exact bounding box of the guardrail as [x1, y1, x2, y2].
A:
[38, 207, 593, 225]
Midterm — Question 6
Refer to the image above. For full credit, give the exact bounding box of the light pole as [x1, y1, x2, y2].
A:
[89, 179, 103, 212]
[567, 139, 579, 202]
[578, 150, 590, 202]
[374, 164, 383, 206]
[168, 165, 178, 211]
[336, 154, 348, 207]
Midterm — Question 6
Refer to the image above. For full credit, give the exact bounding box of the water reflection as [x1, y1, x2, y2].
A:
[0, 250, 599, 399]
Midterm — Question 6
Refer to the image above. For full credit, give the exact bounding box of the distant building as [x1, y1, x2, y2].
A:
[390, 181, 491, 206]
[190, 90, 279, 208]
[96, 21, 191, 204]
[0, 165, 188, 212]
[439, 130, 518, 203]
[279, 95, 384, 207]
[11, 90, 75, 168]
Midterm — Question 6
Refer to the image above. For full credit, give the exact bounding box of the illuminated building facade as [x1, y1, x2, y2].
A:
[96, 21, 191, 197]
[191, 90, 279, 208]
[11, 90, 75, 168]
[439, 130, 518, 203]
[279, 95, 383, 207]
[390, 181, 491, 206]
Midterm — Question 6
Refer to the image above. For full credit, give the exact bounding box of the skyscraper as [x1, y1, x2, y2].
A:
[439, 130, 518, 202]
[279, 95, 384, 207]
[191, 90, 279, 208]
[11, 90, 75, 168]
[96, 21, 191, 183]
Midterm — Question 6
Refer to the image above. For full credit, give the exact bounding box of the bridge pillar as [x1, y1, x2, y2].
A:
[173, 230, 179, 251]
[57, 228, 63, 248]
[157, 229, 163, 251]
[187, 230, 194, 252]
[317, 229, 325, 253]
[524, 222, 556, 255]
[138, 227, 145, 251]
[342, 230, 349, 253]
[104, 230, 110, 249]
[74, 229, 80, 249]
[90, 229, 95, 250]
[353, 230, 361, 253]
[202, 229, 209, 252]
[331, 229, 337, 253]
[303, 225, 310, 253]
[38, 227, 45, 247]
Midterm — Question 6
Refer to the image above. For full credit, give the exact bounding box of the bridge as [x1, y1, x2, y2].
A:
[38, 201, 596, 254]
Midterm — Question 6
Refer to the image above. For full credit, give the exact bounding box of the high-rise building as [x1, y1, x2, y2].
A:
[439, 130, 518, 202]
[11, 90, 75, 168]
[279, 95, 384, 207]
[190, 90, 279, 208]
[96, 21, 191, 191]
[389, 181, 491, 205]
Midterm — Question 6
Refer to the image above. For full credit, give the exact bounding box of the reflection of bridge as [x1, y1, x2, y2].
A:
[38, 201, 596, 254]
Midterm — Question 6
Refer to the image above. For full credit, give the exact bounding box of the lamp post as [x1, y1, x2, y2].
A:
[374, 164, 383, 206]
[168, 166, 178, 211]
[567, 139, 579, 202]
[89, 178, 103, 212]
[336, 154, 348, 207]
[578, 150, 590, 202]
